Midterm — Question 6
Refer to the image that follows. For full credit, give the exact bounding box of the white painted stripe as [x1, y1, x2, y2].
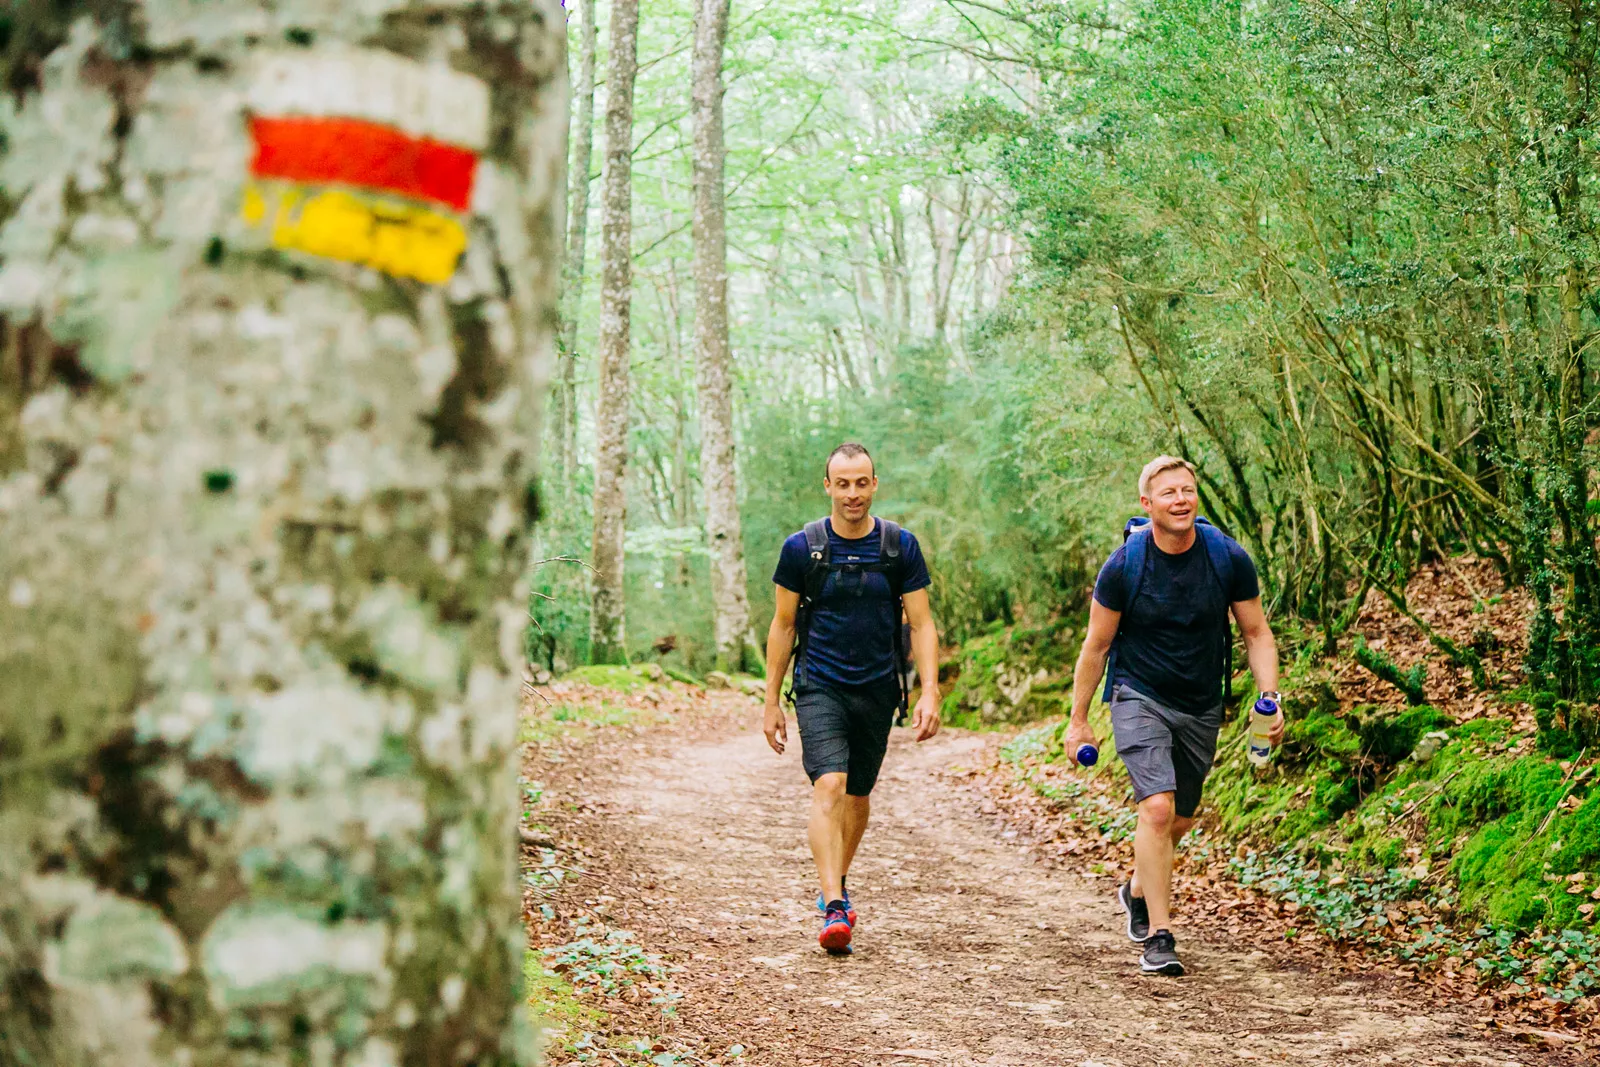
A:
[250, 46, 490, 152]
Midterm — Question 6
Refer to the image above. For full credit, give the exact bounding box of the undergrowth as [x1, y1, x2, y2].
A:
[998, 672, 1600, 1004]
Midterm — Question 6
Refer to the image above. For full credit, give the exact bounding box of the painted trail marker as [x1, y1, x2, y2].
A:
[241, 48, 490, 284]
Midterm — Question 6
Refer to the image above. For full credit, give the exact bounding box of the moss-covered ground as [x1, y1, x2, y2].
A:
[524, 948, 601, 1042]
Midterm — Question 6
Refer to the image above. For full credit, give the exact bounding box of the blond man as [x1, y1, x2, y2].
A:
[1066, 456, 1283, 975]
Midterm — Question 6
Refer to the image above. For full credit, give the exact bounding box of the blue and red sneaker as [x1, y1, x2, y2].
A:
[815, 883, 857, 926]
[818, 901, 853, 954]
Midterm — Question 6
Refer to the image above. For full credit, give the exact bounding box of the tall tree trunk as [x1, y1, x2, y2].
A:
[589, 0, 641, 665]
[0, 2, 565, 1063]
[691, 0, 753, 674]
[554, 0, 599, 499]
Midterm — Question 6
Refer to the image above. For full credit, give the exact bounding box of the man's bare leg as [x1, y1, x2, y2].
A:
[808, 772, 849, 901]
[840, 795, 870, 884]
[1129, 793, 1184, 931]
[1130, 809, 1195, 907]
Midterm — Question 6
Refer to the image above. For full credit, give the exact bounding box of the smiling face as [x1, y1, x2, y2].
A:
[824, 451, 877, 525]
[1140, 464, 1199, 537]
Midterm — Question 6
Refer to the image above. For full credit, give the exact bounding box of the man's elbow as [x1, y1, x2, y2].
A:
[1080, 635, 1114, 660]
[1243, 623, 1276, 646]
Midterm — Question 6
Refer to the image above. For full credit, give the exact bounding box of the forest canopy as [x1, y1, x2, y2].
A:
[546, 0, 1600, 707]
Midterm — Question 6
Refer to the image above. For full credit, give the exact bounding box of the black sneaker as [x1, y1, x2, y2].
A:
[1140, 930, 1184, 976]
[1117, 882, 1150, 943]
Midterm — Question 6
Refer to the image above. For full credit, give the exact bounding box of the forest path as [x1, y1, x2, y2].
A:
[566, 701, 1544, 1067]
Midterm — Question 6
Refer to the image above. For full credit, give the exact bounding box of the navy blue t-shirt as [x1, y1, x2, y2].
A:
[773, 518, 931, 689]
[1093, 533, 1259, 713]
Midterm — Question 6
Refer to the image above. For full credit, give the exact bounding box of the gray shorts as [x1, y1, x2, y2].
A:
[1109, 683, 1223, 818]
[794, 679, 900, 796]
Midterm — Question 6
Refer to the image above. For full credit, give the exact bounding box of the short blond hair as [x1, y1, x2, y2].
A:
[1138, 455, 1197, 498]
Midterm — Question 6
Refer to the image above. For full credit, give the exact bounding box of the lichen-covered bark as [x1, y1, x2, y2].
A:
[588, 0, 639, 666]
[0, 3, 564, 1064]
[689, 0, 752, 675]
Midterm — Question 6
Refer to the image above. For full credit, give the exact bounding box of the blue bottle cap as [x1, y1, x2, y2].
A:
[1076, 743, 1099, 767]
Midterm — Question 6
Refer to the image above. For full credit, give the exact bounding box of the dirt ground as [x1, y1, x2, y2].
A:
[534, 694, 1576, 1066]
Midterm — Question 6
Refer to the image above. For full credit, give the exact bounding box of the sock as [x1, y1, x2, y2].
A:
[825, 898, 848, 913]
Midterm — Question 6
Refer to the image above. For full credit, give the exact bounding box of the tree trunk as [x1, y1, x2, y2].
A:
[589, 0, 641, 665]
[554, 0, 599, 498]
[691, 0, 752, 674]
[0, 2, 565, 1063]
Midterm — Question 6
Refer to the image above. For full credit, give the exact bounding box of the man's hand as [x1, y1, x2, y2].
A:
[763, 701, 787, 755]
[1266, 709, 1285, 746]
[910, 690, 941, 742]
[1064, 717, 1098, 767]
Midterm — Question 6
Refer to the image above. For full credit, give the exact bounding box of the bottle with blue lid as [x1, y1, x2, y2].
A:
[1248, 694, 1279, 767]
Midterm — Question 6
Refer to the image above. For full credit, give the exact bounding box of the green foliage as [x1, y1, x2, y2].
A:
[542, 928, 677, 1007]
[1353, 638, 1428, 706]
[522, 946, 600, 1036]
[526, 556, 591, 672]
[934, 0, 1600, 684]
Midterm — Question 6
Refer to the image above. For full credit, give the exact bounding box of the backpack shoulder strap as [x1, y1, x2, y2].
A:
[1195, 518, 1240, 704]
[1102, 521, 1151, 703]
[877, 518, 905, 595]
[877, 518, 911, 720]
[1194, 519, 1237, 602]
[1121, 521, 1152, 609]
[801, 519, 831, 599]
[792, 520, 832, 694]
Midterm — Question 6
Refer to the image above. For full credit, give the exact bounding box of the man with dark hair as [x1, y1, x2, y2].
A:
[1066, 456, 1283, 976]
[763, 442, 941, 955]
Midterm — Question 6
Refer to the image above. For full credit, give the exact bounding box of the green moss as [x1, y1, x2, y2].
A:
[519, 700, 658, 746]
[1351, 705, 1450, 764]
[559, 665, 660, 692]
[522, 948, 600, 1039]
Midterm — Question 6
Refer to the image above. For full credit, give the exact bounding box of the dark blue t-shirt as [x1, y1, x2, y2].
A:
[773, 518, 931, 689]
[1093, 533, 1259, 713]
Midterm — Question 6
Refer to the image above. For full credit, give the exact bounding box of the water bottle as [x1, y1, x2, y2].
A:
[1076, 743, 1099, 768]
[1248, 695, 1279, 767]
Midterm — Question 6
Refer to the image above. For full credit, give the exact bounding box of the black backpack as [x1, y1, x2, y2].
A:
[791, 517, 911, 721]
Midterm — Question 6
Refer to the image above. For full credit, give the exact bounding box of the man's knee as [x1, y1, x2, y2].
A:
[1137, 792, 1177, 834]
[1171, 814, 1196, 843]
[813, 772, 849, 813]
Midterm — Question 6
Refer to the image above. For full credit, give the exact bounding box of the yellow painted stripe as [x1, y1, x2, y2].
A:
[241, 182, 467, 285]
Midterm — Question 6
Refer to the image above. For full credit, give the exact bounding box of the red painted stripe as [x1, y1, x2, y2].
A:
[249, 116, 478, 212]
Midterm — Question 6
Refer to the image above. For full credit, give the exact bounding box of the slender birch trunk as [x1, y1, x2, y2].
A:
[691, 0, 753, 673]
[589, 0, 642, 665]
[0, 2, 565, 1062]
[554, 0, 599, 495]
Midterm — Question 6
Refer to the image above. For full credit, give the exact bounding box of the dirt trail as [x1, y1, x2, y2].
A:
[562, 702, 1554, 1067]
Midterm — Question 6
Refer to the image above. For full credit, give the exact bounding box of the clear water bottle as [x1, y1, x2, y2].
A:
[1076, 743, 1099, 767]
[1248, 696, 1278, 767]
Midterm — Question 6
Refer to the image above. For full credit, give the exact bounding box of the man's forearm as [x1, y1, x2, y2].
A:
[1070, 645, 1110, 723]
[911, 619, 938, 691]
[1245, 630, 1279, 695]
[765, 623, 794, 701]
